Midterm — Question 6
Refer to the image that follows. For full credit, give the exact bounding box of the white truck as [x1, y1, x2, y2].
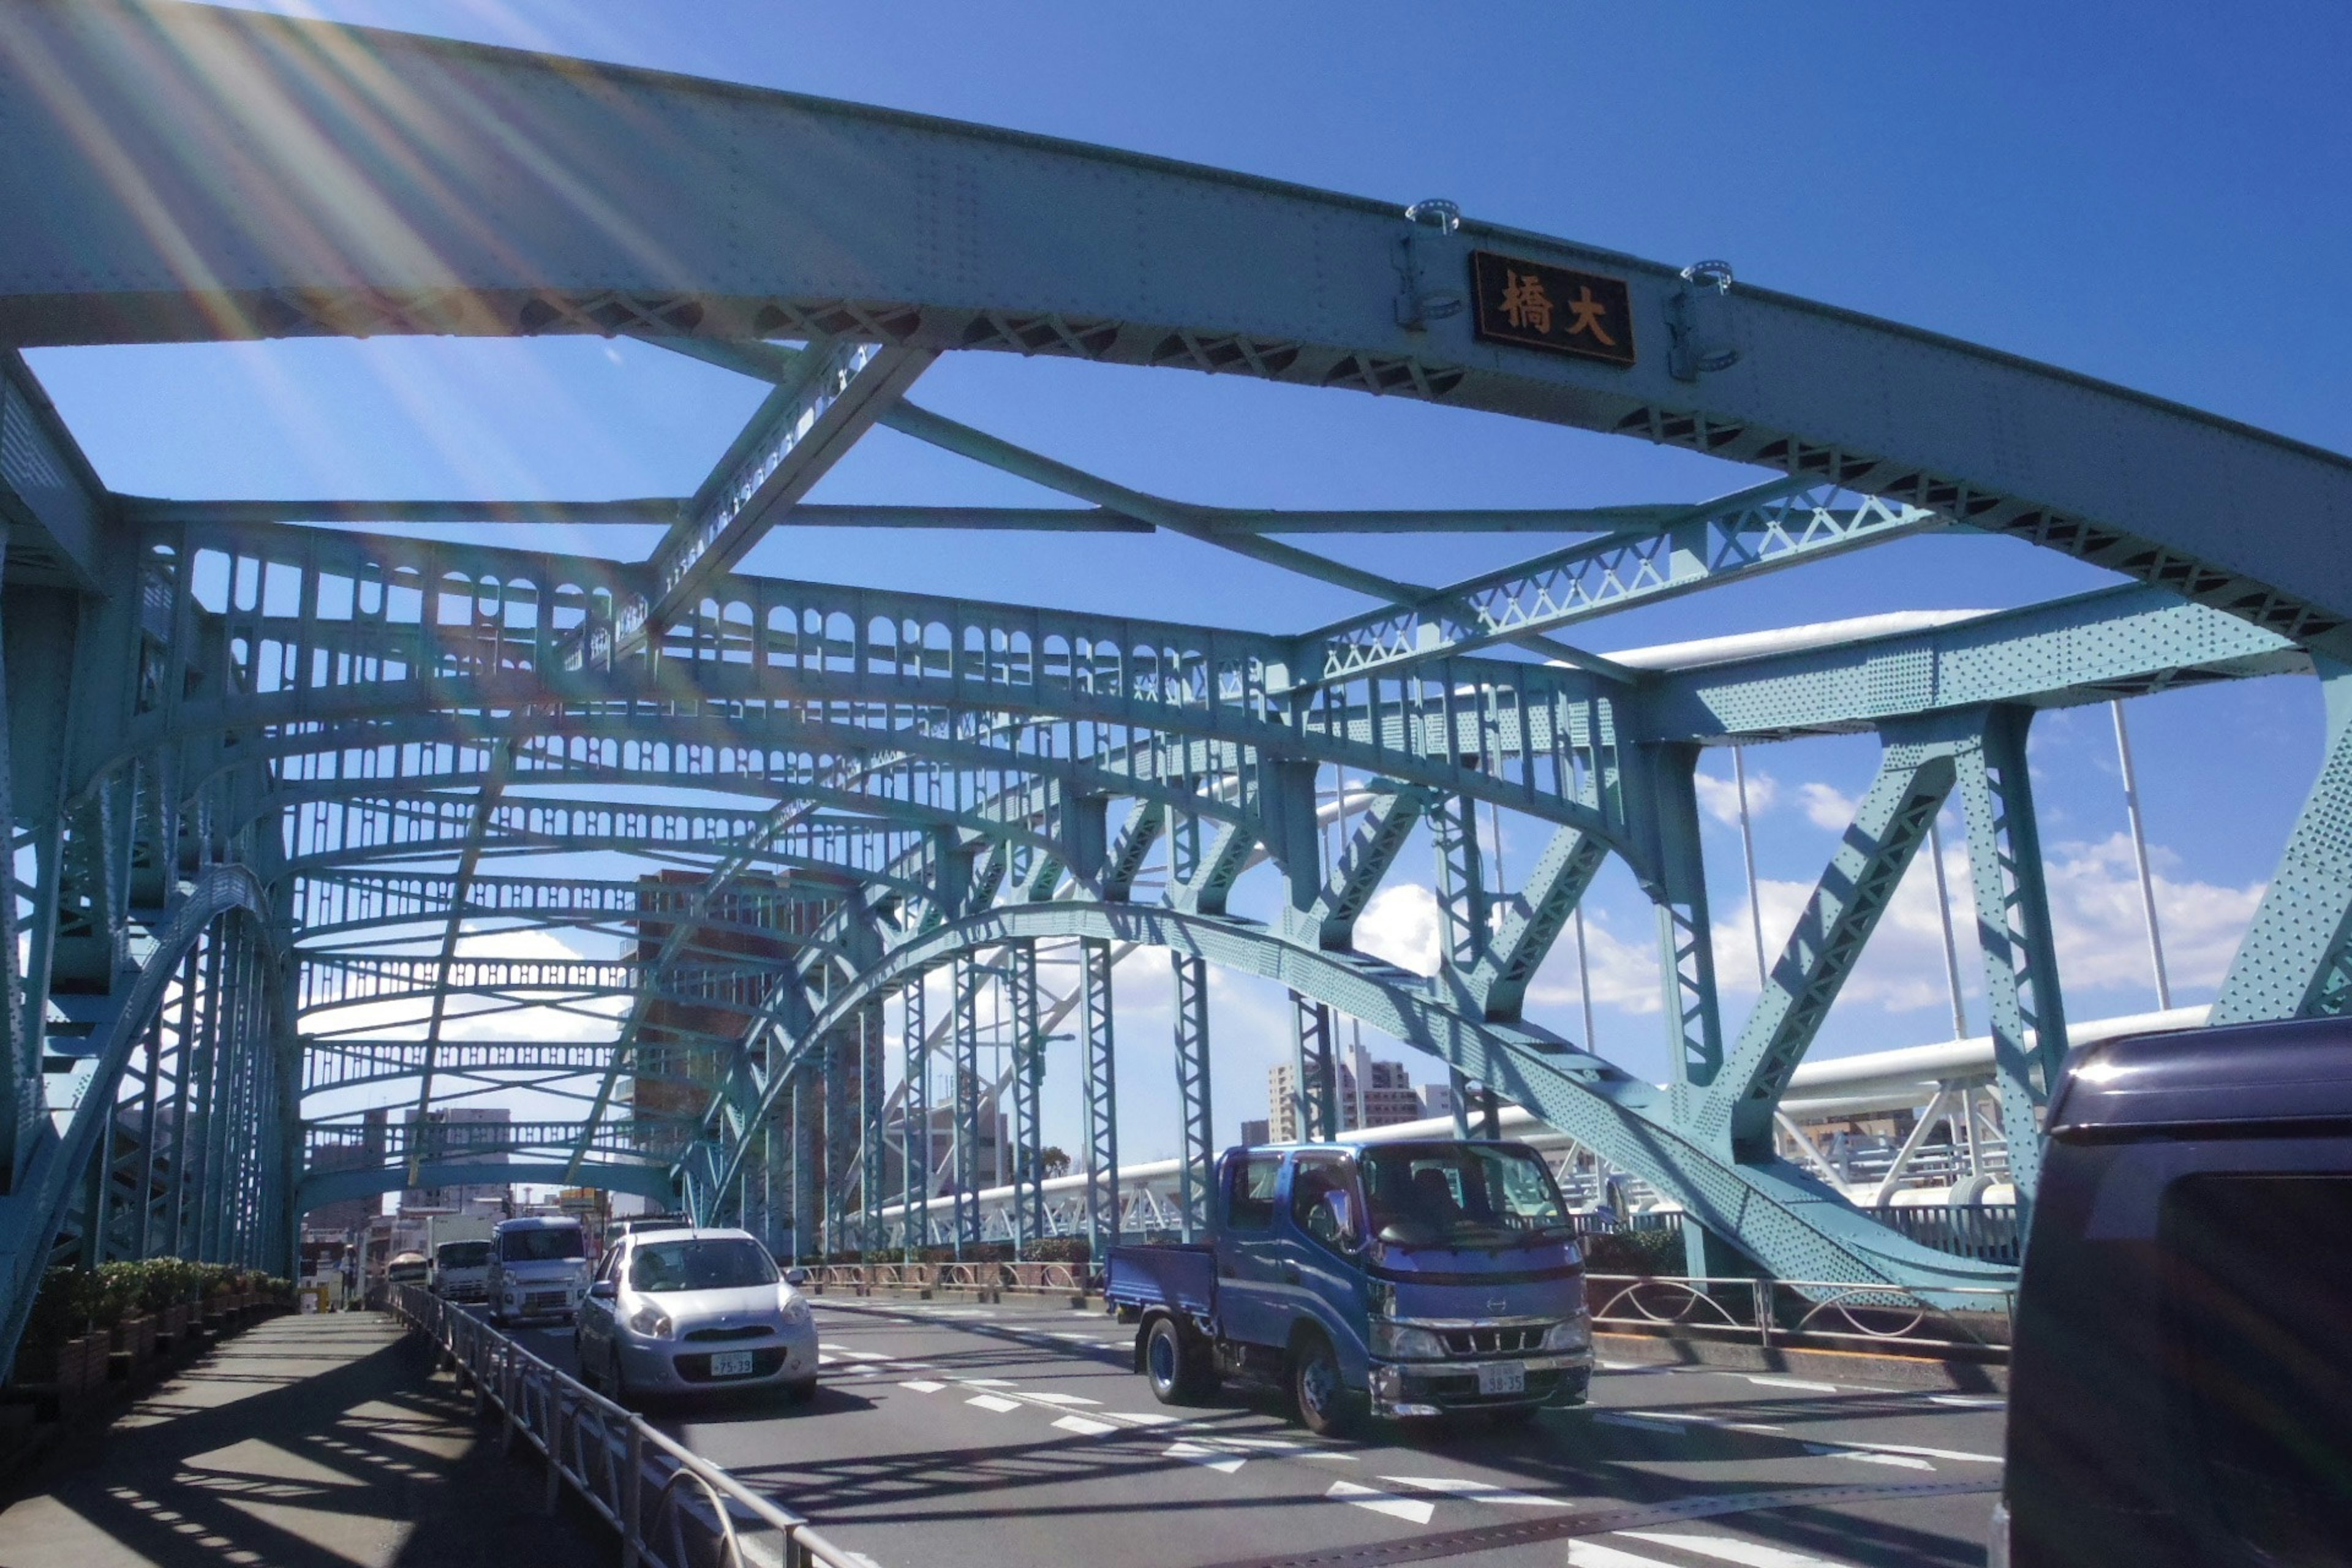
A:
[427, 1215, 496, 1305]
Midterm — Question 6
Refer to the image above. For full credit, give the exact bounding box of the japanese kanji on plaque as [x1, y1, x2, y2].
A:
[1468, 251, 1636, 366]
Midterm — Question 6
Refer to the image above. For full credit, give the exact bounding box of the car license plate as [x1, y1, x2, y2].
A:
[1476, 1361, 1526, 1396]
[709, 1351, 753, 1378]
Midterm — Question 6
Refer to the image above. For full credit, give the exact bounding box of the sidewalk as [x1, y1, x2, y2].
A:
[0, 1311, 612, 1567]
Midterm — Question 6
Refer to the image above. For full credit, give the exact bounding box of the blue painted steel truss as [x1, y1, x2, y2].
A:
[1, 0, 2348, 1378]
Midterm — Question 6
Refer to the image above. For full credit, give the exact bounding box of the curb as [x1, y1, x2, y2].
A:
[1594, 1330, 2008, 1392]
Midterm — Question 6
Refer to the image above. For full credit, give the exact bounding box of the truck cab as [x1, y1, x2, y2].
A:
[431, 1238, 493, 1303]
[1106, 1139, 1592, 1432]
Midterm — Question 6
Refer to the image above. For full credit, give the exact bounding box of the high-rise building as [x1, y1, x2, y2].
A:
[400, 1106, 511, 1213]
[1267, 1057, 1433, 1142]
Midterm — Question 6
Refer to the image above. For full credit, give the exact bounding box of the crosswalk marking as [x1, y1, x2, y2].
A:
[897, 1380, 946, 1393]
[1324, 1480, 1434, 1525]
[1165, 1441, 1246, 1474]
[1619, 1528, 1857, 1566]
[1381, 1474, 1567, 1508]
[1024, 1392, 1101, 1407]
[1803, 1444, 1933, 1471]
[1052, 1414, 1117, 1436]
[1929, 1394, 2005, 1409]
[1567, 1544, 1675, 1567]
[1745, 1376, 1839, 1393]
[959, 1378, 1016, 1387]
[967, 1394, 1022, 1414]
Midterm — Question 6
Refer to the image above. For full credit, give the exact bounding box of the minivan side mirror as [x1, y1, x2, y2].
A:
[782, 1266, 810, 1287]
[587, 1280, 617, 1301]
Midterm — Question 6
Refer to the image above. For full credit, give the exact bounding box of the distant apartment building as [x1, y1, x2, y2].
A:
[1266, 1057, 1448, 1142]
[399, 1106, 511, 1213]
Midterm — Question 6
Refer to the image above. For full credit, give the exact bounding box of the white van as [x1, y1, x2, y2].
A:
[488, 1216, 590, 1325]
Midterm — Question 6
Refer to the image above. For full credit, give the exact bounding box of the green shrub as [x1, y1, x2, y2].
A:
[1023, 1238, 1090, 1264]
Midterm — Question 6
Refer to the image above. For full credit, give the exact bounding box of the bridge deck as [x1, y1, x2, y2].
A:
[532, 1293, 2003, 1568]
[0, 1312, 607, 1568]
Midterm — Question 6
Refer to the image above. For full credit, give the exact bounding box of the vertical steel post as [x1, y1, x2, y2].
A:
[951, 953, 983, 1257]
[1170, 952, 1213, 1242]
[1953, 708, 2066, 1201]
[859, 999, 886, 1257]
[1287, 992, 1337, 1143]
[1079, 938, 1118, 1264]
[823, 1029, 854, 1262]
[901, 976, 929, 1261]
[1927, 819, 1969, 1039]
[789, 1064, 818, 1264]
[2111, 701, 2173, 1010]
[1007, 941, 1044, 1255]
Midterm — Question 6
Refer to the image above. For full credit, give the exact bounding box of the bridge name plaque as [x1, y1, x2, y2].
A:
[1469, 251, 1637, 367]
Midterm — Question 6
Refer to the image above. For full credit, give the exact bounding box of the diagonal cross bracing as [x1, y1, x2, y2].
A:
[1295, 481, 1940, 687]
[405, 738, 510, 1177]
[608, 339, 933, 663]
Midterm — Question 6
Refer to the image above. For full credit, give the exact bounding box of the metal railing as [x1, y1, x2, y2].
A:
[1585, 1273, 2015, 1357]
[388, 1285, 868, 1568]
[807, 1260, 1088, 1296]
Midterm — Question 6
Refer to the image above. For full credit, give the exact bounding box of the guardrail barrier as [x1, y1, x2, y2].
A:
[388, 1285, 868, 1568]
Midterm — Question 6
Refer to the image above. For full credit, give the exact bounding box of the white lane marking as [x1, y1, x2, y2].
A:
[1053, 1414, 1117, 1436]
[897, 1380, 946, 1393]
[1567, 1544, 1676, 1568]
[1594, 1411, 1686, 1433]
[1381, 1474, 1567, 1508]
[1300, 1452, 1361, 1463]
[1324, 1480, 1435, 1525]
[1803, 1438, 2000, 1464]
[966, 1394, 1022, 1414]
[1803, 1444, 1934, 1471]
[1212, 1436, 1302, 1451]
[1165, 1441, 1246, 1474]
[958, 1378, 1016, 1387]
[1929, 1394, 2005, 1409]
[1745, 1376, 1840, 1393]
[1105, 1410, 1179, 1427]
[1023, 1392, 1102, 1407]
[1619, 1528, 1860, 1567]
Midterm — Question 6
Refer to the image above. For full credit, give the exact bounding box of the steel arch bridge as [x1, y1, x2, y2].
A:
[2, 0, 2348, 1373]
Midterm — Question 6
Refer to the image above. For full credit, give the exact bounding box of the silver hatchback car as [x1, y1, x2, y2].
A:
[573, 1227, 819, 1403]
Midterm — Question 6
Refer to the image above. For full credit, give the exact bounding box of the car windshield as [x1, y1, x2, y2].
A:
[628, 1239, 778, 1294]
[437, 1242, 491, 1268]
[1359, 1144, 1572, 1248]
[499, 1227, 584, 1263]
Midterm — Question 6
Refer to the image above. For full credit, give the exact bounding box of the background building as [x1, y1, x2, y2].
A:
[1267, 1055, 1449, 1142]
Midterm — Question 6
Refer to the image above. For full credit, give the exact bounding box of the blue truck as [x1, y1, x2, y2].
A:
[1104, 1138, 1593, 1433]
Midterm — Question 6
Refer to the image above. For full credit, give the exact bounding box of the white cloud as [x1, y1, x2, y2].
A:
[1354, 883, 1442, 978]
[1702, 827, 2263, 1022]
[1693, 766, 1778, 828]
[1796, 781, 1858, 832]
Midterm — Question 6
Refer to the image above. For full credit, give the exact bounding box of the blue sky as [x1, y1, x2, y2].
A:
[27, 1, 2352, 1161]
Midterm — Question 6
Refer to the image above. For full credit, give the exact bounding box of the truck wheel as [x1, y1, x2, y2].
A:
[1291, 1331, 1357, 1438]
[1144, 1317, 1216, 1405]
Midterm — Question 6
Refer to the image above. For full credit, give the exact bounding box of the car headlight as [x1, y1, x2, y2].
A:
[778, 1293, 811, 1324]
[1369, 1321, 1447, 1360]
[629, 1306, 674, 1338]
[1542, 1315, 1590, 1352]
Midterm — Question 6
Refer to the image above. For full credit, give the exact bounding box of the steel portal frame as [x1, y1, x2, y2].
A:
[1, 0, 2348, 1373]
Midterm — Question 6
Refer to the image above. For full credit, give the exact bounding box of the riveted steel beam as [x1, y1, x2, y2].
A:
[1698, 745, 1957, 1159]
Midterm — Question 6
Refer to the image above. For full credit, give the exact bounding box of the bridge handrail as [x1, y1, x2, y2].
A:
[808, 1260, 1087, 1296]
[1584, 1273, 2015, 1357]
[388, 1285, 870, 1568]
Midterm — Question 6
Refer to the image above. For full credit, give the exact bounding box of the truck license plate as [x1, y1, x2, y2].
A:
[1476, 1362, 1526, 1396]
[709, 1351, 754, 1378]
